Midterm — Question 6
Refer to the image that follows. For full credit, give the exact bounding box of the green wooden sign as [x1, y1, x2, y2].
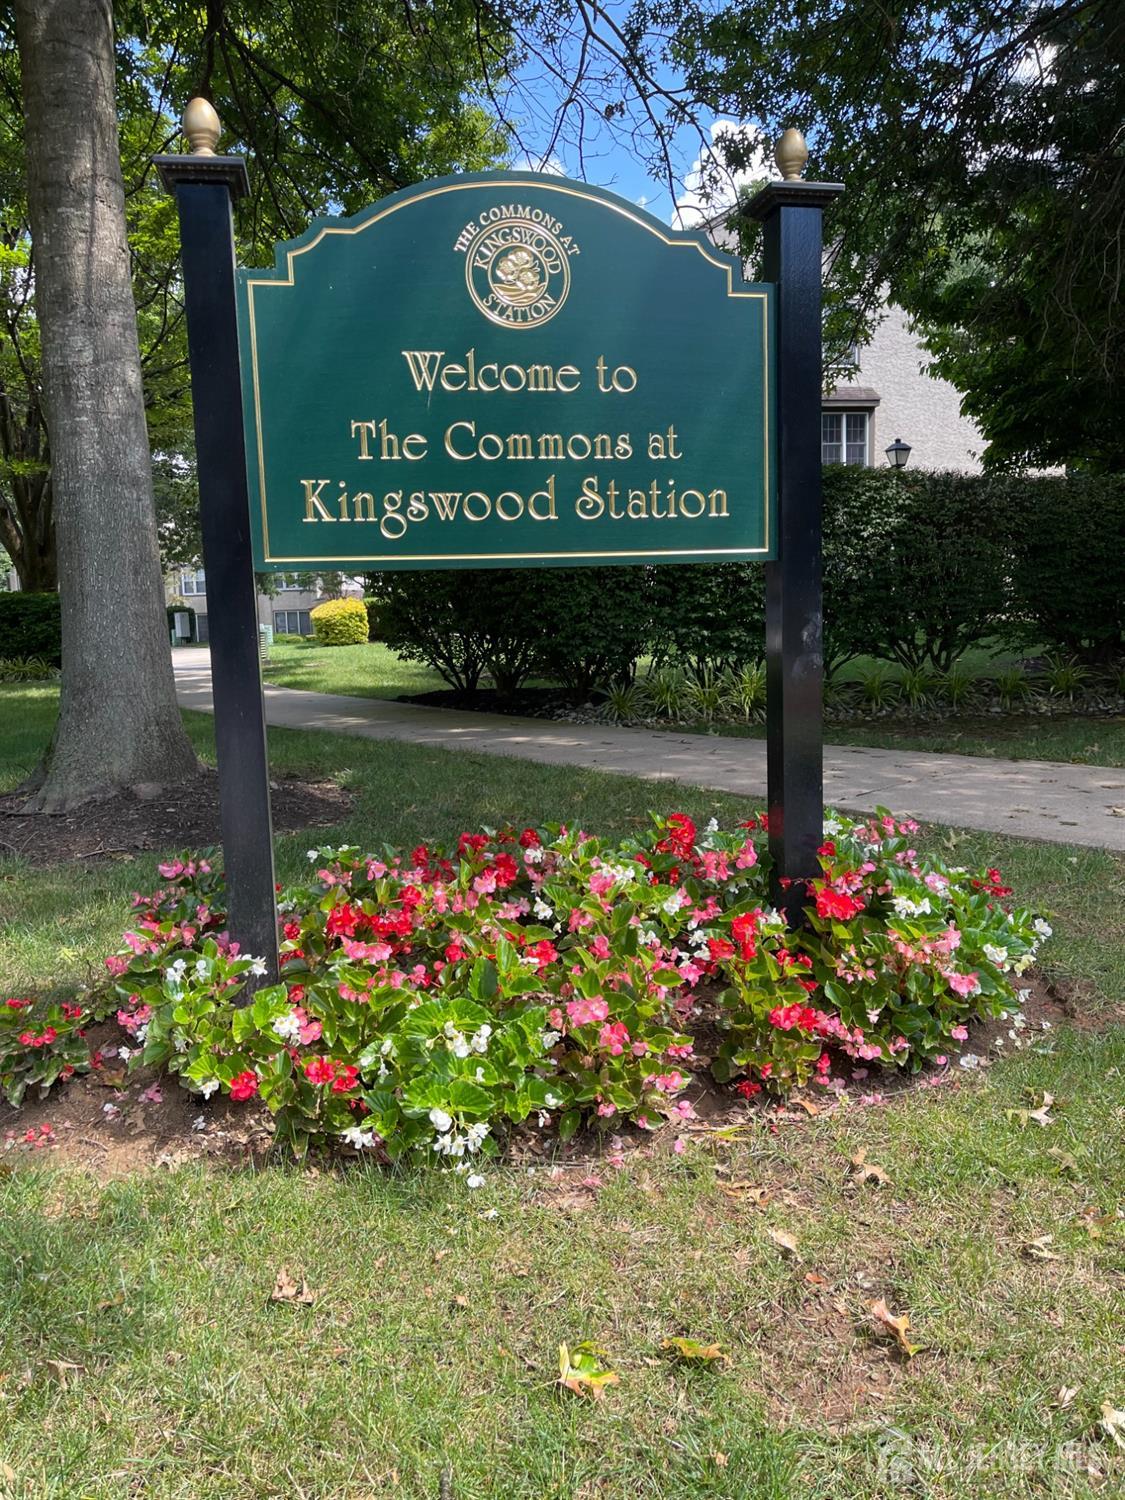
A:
[236, 171, 775, 571]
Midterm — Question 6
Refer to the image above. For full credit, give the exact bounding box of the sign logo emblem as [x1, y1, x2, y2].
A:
[459, 206, 574, 329]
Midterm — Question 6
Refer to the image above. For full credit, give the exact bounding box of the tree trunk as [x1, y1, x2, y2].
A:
[14, 0, 198, 808]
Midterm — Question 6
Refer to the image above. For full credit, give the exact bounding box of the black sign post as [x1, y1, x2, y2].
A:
[747, 132, 843, 923]
[156, 104, 278, 990]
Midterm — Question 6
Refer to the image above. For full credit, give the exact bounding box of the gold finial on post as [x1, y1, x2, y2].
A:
[182, 97, 221, 156]
[775, 128, 809, 182]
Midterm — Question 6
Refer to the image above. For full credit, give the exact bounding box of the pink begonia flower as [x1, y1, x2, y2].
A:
[947, 973, 980, 998]
[598, 1022, 630, 1056]
[566, 996, 609, 1027]
[595, 1100, 616, 1117]
[735, 839, 758, 870]
[672, 1138, 685, 1155]
[950, 1024, 969, 1040]
[105, 955, 128, 977]
[589, 934, 611, 960]
[935, 1055, 948, 1066]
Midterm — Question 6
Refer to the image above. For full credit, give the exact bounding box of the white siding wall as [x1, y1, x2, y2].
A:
[847, 306, 983, 473]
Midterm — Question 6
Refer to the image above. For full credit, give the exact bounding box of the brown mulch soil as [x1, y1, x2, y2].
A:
[0, 767, 352, 867]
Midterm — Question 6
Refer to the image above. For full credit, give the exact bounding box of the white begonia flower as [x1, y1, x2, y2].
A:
[166, 958, 187, 982]
[524, 846, 544, 865]
[705, 817, 719, 834]
[341, 1126, 375, 1150]
[1033, 918, 1053, 940]
[135, 1023, 149, 1044]
[544, 1092, 561, 1108]
[307, 849, 319, 861]
[540, 1030, 561, 1051]
[823, 817, 841, 836]
[983, 944, 1008, 966]
[466, 1173, 486, 1189]
[470, 1024, 492, 1054]
[891, 895, 931, 919]
[380, 1037, 395, 1057]
[118, 1046, 133, 1061]
[466, 1122, 490, 1151]
[198, 1079, 220, 1099]
[449, 1032, 471, 1059]
[273, 1010, 303, 1043]
[958, 1053, 981, 1070]
[249, 957, 267, 977]
[429, 1107, 453, 1133]
[194, 958, 209, 978]
[173, 1035, 189, 1054]
[475, 1067, 486, 1082]
[533, 899, 554, 921]
[537, 1111, 551, 1128]
[190, 1114, 206, 1132]
[662, 889, 689, 914]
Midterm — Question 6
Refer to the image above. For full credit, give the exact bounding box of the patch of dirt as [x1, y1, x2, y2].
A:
[0, 767, 352, 867]
[1, 1024, 273, 1178]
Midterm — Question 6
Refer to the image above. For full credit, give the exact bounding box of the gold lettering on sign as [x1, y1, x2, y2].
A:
[301, 479, 334, 522]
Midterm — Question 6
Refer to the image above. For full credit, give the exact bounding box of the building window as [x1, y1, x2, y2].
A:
[179, 568, 206, 596]
[273, 609, 312, 636]
[821, 411, 869, 465]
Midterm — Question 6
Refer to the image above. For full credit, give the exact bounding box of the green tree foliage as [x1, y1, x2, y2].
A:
[642, 0, 1124, 471]
[0, 0, 510, 584]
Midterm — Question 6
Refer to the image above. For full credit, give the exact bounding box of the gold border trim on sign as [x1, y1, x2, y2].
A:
[244, 179, 772, 564]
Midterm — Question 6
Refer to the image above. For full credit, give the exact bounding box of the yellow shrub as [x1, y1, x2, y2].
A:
[309, 597, 369, 647]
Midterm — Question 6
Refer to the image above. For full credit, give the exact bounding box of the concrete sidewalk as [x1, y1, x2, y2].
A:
[172, 651, 1125, 851]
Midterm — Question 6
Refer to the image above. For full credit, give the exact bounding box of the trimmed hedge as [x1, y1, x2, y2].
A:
[310, 597, 369, 647]
[0, 591, 61, 666]
[373, 471, 1124, 694]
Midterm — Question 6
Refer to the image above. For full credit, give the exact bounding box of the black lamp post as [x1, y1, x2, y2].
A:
[885, 436, 911, 469]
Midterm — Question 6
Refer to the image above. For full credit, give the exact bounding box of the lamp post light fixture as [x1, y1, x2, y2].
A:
[885, 436, 912, 469]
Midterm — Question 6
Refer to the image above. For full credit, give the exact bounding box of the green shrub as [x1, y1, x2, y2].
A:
[363, 596, 392, 642]
[999, 474, 1125, 664]
[376, 568, 650, 700]
[650, 563, 765, 673]
[310, 596, 369, 647]
[0, 591, 61, 666]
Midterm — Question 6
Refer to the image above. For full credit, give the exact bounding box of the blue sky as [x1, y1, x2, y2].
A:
[498, 7, 762, 224]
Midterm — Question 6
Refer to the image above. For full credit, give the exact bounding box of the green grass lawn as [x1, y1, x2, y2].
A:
[2, 683, 1124, 1498]
[255, 641, 1124, 766]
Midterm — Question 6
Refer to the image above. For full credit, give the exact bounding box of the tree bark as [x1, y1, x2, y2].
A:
[14, 0, 198, 808]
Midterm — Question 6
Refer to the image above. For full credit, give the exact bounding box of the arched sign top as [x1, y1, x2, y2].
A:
[236, 169, 775, 570]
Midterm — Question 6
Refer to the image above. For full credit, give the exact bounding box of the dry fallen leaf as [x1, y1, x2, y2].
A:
[1048, 1147, 1079, 1174]
[766, 1227, 799, 1257]
[661, 1337, 728, 1364]
[712, 1452, 729, 1470]
[1079, 1207, 1114, 1239]
[849, 1149, 892, 1187]
[269, 1267, 316, 1306]
[43, 1358, 85, 1389]
[793, 1098, 819, 1117]
[718, 1181, 772, 1206]
[1022, 1235, 1063, 1261]
[451, 1294, 470, 1311]
[804, 1271, 828, 1286]
[869, 1298, 924, 1358]
[1056, 1386, 1079, 1409]
[1099, 1401, 1125, 1450]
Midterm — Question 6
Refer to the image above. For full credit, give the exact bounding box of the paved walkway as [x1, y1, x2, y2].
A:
[172, 652, 1125, 851]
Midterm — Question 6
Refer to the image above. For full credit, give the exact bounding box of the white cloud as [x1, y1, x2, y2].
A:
[672, 120, 772, 229]
[509, 151, 566, 176]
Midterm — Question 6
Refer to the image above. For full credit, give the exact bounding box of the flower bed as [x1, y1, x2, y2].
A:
[4, 812, 1048, 1169]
